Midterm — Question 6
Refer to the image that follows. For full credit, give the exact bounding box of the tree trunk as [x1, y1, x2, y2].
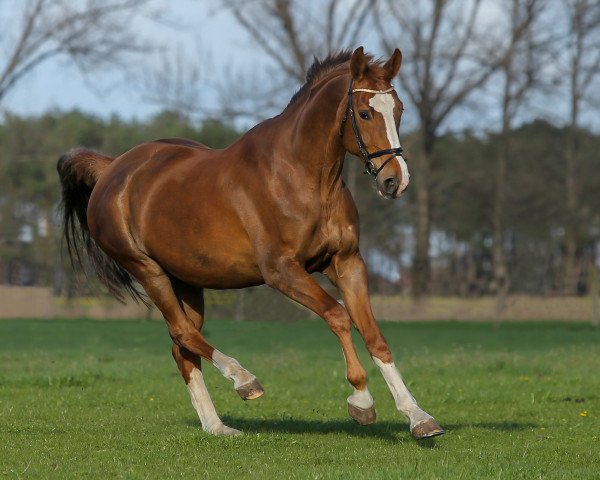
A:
[589, 265, 599, 327]
[563, 125, 580, 294]
[493, 133, 509, 320]
[235, 290, 246, 321]
[412, 136, 432, 298]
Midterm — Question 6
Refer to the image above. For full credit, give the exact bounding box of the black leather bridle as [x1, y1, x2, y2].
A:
[339, 79, 404, 177]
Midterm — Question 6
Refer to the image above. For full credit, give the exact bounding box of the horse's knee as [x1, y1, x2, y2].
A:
[372, 346, 392, 363]
[366, 336, 392, 363]
[358, 326, 393, 363]
[324, 304, 351, 336]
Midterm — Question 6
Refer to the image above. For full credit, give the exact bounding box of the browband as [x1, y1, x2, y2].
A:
[350, 87, 395, 94]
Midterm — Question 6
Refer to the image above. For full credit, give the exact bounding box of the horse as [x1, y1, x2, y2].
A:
[57, 47, 444, 439]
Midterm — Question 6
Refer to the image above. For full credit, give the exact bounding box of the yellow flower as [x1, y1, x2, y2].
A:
[519, 375, 530, 381]
[580, 411, 588, 417]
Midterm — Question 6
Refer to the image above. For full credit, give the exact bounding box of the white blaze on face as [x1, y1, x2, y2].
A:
[368, 94, 410, 191]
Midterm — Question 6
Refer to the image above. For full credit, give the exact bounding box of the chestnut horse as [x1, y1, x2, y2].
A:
[58, 47, 444, 439]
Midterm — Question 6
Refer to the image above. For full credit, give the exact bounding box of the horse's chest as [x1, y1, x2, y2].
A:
[302, 217, 357, 272]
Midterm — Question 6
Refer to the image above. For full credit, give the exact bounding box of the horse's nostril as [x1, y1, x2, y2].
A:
[383, 177, 399, 195]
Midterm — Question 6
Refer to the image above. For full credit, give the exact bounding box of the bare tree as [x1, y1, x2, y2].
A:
[0, 0, 153, 106]
[223, 0, 375, 80]
[490, 0, 550, 318]
[217, 0, 376, 118]
[560, 0, 600, 294]
[139, 45, 204, 120]
[374, 0, 502, 298]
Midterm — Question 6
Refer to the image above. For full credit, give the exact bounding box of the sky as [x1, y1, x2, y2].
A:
[1, 0, 382, 123]
[0, 0, 389, 126]
[1, 1, 267, 121]
[1, 1, 597, 132]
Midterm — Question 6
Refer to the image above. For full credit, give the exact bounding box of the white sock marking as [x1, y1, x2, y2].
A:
[347, 387, 374, 409]
[372, 356, 432, 428]
[368, 94, 410, 191]
[187, 367, 225, 433]
[212, 349, 256, 389]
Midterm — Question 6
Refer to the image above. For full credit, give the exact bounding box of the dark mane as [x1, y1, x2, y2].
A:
[287, 50, 356, 107]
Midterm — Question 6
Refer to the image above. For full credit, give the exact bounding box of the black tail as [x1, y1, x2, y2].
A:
[57, 148, 147, 304]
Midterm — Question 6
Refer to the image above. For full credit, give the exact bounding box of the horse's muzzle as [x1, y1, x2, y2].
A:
[379, 176, 400, 199]
[383, 176, 399, 196]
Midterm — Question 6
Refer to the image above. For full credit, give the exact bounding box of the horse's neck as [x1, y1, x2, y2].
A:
[279, 74, 348, 197]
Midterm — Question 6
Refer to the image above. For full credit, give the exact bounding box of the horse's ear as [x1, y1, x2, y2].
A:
[350, 46, 369, 80]
[383, 48, 402, 80]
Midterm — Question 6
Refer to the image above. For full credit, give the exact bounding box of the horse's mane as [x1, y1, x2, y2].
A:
[287, 50, 374, 107]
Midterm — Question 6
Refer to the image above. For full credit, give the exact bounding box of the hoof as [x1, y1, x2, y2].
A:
[207, 423, 243, 436]
[236, 379, 264, 400]
[348, 403, 377, 425]
[411, 418, 445, 439]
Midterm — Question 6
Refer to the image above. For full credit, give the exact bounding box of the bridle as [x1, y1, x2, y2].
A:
[339, 79, 404, 177]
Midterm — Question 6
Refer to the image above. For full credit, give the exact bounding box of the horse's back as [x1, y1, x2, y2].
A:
[88, 139, 213, 241]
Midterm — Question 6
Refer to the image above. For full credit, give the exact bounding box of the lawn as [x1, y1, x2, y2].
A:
[0, 318, 599, 479]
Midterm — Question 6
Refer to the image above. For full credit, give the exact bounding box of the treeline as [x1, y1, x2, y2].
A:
[354, 121, 600, 297]
[0, 110, 239, 294]
[0, 110, 598, 298]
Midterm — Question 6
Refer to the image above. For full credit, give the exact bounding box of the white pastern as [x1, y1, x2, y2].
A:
[187, 367, 241, 435]
[347, 387, 374, 409]
[212, 349, 256, 389]
[368, 94, 410, 191]
[372, 356, 432, 429]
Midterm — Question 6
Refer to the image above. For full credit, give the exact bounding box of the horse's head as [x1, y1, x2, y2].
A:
[340, 47, 408, 199]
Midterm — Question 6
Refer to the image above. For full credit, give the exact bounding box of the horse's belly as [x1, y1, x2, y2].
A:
[142, 207, 262, 288]
[150, 241, 264, 288]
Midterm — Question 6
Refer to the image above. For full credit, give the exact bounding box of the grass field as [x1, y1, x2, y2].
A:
[1, 319, 599, 479]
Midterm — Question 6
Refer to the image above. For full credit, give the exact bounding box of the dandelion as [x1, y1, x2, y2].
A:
[580, 410, 588, 417]
[519, 375, 530, 381]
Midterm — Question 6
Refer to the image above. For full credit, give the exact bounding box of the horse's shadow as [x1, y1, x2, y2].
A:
[184, 416, 537, 445]
[222, 417, 405, 443]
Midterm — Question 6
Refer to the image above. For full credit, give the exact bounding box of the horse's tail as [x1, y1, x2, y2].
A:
[57, 148, 146, 304]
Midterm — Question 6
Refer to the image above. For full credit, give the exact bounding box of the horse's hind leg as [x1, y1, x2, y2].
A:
[121, 257, 263, 398]
[170, 281, 240, 435]
[172, 345, 241, 436]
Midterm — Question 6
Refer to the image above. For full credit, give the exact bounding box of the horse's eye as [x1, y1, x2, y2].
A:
[359, 111, 371, 120]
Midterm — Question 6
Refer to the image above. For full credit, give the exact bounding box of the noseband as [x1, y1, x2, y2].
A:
[339, 80, 404, 177]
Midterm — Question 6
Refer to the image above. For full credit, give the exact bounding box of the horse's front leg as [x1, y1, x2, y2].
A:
[326, 252, 445, 439]
[262, 257, 375, 424]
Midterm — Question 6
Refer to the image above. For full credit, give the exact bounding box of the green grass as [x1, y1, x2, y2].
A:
[1, 319, 599, 479]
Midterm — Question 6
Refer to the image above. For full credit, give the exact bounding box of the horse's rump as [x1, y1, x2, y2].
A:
[57, 148, 146, 304]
